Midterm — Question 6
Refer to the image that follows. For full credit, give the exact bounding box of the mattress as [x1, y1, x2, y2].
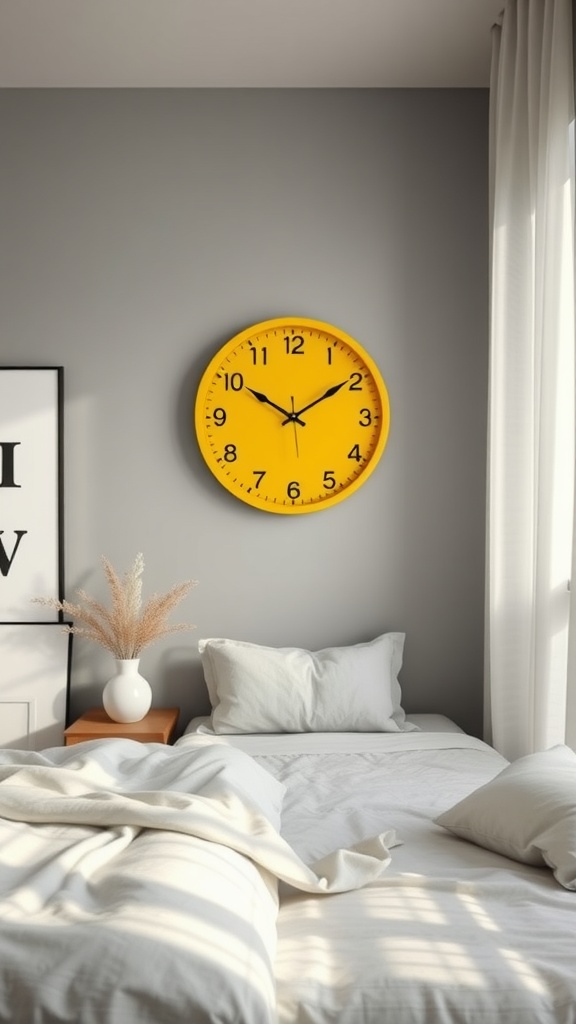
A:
[181, 722, 576, 1024]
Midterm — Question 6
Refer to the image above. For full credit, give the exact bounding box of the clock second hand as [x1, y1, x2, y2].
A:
[290, 397, 300, 457]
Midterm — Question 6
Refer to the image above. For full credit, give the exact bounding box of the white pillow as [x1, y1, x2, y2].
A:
[435, 744, 576, 890]
[198, 633, 416, 734]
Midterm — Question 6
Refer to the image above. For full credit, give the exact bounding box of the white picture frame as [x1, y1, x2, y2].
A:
[0, 623, 71, 749]
[0, 367, 64, 622]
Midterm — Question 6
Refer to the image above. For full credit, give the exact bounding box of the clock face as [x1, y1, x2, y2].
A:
[194, 317, 390, 514]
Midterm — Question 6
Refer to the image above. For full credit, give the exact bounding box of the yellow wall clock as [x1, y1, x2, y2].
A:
[194, 317, 390, 514]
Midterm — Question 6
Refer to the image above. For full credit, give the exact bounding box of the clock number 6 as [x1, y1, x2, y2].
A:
[287, 481, 301, 499]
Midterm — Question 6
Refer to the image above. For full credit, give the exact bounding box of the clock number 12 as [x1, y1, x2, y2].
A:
[285, 336, 305, 355]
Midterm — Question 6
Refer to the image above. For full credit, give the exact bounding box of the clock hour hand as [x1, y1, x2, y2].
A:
[246, 386, 306, 426]
[283, 379, 349, 424]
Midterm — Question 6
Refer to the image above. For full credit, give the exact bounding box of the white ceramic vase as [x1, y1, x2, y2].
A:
[102, 658, 152, 723]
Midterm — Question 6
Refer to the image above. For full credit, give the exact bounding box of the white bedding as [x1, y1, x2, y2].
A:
[0, 734, 397, 1024]
[183, 712, 464, 750]
[243, 731, 576, 1024]
[2, 722, 575, 1023]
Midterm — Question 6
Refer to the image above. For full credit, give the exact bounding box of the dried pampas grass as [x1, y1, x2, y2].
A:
[34, 553, 197, 659]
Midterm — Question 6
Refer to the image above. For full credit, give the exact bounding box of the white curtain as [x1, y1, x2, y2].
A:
[487, 0, 575, 761]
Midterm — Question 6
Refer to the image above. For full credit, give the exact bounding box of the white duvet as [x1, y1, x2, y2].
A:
[241, 731, 576, 1024]
[0, 733, 397, 1024]
[3, 726, 576, 1024]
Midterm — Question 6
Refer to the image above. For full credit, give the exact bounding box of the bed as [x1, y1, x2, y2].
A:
[0, 632, 575, 1022]
[219, 726, 576, 1024]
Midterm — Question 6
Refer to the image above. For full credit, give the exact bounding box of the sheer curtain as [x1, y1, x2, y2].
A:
[487, 0, 575, 761]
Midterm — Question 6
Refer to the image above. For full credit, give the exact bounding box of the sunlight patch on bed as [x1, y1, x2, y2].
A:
[0, 827, 55, 867]
[499, 947, 549, 995]
[0, 825, 135, 916]
[273, 934, 346, 984]
[456, 890, 500, 932]
[103, 903, 276, 1002]
[375, 938, 485, 987]
[276, 932, 487, 990]
[365, 889, 447, 925]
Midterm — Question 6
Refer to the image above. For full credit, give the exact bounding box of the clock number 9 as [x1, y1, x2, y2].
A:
[287, 481, 301, 499]
[213, 408, 227, 426]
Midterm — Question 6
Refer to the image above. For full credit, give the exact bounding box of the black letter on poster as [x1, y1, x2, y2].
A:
[0, 443, 21, 488]
[0, 531, 28, 577]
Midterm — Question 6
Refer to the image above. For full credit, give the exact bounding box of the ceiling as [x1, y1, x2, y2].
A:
[0, 0, 503, 89]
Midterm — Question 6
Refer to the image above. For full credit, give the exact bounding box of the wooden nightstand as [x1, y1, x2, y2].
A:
[64, 707, 180, 746]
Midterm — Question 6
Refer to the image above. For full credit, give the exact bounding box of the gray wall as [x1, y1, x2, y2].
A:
[0, 89, 488, 736]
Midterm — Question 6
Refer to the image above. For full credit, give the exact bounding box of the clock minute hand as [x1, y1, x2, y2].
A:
[246, 387, 306, 426]
[285, 379, 349, 423]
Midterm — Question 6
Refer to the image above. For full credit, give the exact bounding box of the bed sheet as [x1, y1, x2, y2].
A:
[251, 733, 576, 1024]
[181, 712, 464, 752]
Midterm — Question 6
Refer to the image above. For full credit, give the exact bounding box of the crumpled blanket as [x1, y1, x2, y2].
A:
[0, 735, 400, 1024]
[0, 734, 399, 894]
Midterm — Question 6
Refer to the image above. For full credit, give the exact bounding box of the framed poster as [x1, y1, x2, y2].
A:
[0, 623, 71, 748]
[0, 367, 64, 622]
